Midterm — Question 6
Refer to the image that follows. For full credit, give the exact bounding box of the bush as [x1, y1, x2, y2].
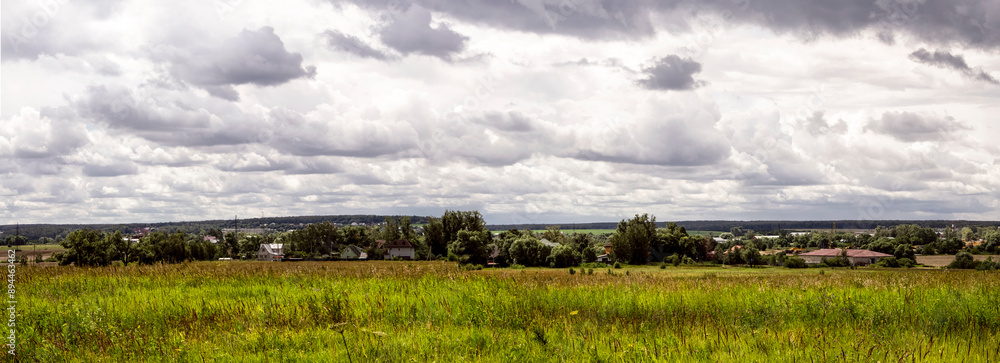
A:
[897, 258, 915, 268]
[873, 257, 900, 268]
[587, 268, 593, 275]
[976, 257, 997, 271]
[659, 263, 666, 269]
[947, 252, 979, 269]
[461, 264, 483, 271]
[820, 254, 851, 267]
[509, 264, 526, 270]
[613, 261, 621, 269]
[568, 268, 576, 275]
[783, 257, 807, 269]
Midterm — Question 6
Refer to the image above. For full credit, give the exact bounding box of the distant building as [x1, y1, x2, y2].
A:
[381, 239, 415, 260]
[539, 238, 559, 248]
[799, 249, 892, 266]
[203, 236, 218, 244]
[256, 244, 284, 261]
[341, 245, 367, 260]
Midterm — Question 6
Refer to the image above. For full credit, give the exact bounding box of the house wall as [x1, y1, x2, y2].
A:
[802, 255, 885, 265]
[802, 256, 825, 264]
[387, 247, 415, 260]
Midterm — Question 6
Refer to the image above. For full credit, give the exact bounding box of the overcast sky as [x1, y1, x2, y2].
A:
[2, 0, 999, 225]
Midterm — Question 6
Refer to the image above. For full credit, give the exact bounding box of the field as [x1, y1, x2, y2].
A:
[19, 262, 1000, 362]
[916, 254, 1000, 267]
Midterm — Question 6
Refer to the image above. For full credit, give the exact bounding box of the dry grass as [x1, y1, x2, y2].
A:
[916, 254, 1000, 267]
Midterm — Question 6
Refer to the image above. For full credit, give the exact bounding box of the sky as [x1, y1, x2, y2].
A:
[1, 0, 999, 225]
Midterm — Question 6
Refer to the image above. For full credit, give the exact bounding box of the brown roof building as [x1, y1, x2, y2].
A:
[799, 249, 892, 266]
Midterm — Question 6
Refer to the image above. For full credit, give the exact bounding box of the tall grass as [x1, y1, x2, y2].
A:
[18, 262, 1000, 362]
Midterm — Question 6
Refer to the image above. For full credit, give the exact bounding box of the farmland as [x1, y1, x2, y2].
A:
[19, 262, 1000, 362]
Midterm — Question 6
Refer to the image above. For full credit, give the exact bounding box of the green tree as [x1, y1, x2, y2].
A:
[547, 244, 582, 268]
[508, 236, 550, 267]
[107, 231, 133, 266]
[893, 244, 915, 260]
[542, 226, 565, 245]
[59, 229, 111, 267]
[423, 217, 447, 257]
[447, 230, 491, 265]
[610, 214, 656, 265]
[947, 251, 979, 269]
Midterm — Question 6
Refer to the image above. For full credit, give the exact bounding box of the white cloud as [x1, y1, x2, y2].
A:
[1, 0, 998, 224]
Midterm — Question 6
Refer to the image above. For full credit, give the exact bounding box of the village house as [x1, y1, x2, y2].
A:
[596, 242, 613, 262]
[798, 249, 892, 266]
[256, 243, 284, 261]
[381, 239, 415, 260]
[341, 245, 367, 260]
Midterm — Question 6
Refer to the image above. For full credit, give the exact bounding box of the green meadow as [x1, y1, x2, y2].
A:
[19, 262, 1000, 362]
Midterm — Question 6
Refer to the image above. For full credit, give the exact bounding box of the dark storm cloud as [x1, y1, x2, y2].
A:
[323, 30, 391, 60]
[909, 48, 999, 84]
[337, 0, 1000, 48]
[865, 111, 972, 142]
[637, 55, 703, 91]
[166, 27, 316, 99]
[379, 5, 468, 60]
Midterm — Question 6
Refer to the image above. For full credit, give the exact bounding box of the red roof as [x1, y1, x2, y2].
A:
[799, 249, 892, 258]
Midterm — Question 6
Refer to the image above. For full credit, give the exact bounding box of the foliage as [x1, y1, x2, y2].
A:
[448, 230, 491, 265]
[508, 237, 551, 267]
[947, 252, 979, 269]
[547, 245, 582, 268]
[58, 229, 111, 267]
[820, 250, 851, 267]
[610, 214, 656, 265]
[783, 256, 807, 268]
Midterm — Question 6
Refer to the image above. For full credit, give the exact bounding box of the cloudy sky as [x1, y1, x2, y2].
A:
[2, 0, 999, 225]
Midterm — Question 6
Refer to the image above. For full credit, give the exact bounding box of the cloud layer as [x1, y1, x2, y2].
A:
[1, 0, 998, 224]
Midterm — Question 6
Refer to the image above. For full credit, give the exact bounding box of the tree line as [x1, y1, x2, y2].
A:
[51, 211, 994, 268]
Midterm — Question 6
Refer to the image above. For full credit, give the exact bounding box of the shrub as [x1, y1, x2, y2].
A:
[568, 268, 576, 275]
[897, 258, 915, 268]
[461, 263, 483, 271]
[659, 263, 666, 269]
[613, 261, 621, 269]
[873, 257, 900, 268]
[947, 252, 979, 269]
[587, 268, 593, 275]
[509, 264, 526, 270]
[976, 257, 997, 271]
[580, 262, 606, 269]
[783, 257, 807, 269]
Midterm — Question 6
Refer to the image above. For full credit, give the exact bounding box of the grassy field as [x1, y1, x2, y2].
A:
[18, 262, 1000, 362]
